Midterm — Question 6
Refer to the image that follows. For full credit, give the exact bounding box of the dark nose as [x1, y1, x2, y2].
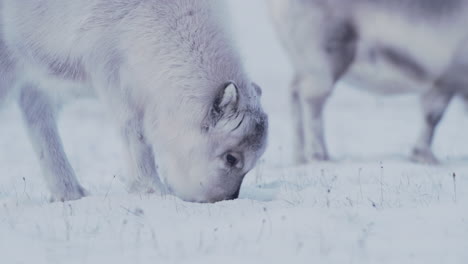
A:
[227, 188, 240, 200]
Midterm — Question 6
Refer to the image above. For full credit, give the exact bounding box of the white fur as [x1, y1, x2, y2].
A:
[0, 0, 268, 202]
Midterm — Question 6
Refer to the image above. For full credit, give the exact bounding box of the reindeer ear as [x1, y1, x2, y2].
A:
[213, 82, 239, 115]
[205, 82, 240, 131]
[252, 82, 262, 96]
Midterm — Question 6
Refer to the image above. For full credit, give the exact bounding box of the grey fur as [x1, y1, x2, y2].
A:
[269, 0, 468, 163]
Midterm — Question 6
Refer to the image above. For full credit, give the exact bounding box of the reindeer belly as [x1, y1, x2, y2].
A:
[346, 3, 468, 93]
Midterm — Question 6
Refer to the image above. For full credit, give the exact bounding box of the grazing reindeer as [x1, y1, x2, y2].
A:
[0, 0, 268, 202]
[268, 0, 468, 164]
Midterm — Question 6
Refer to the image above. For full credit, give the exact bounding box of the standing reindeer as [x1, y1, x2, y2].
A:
[0, 0, 268, 202]
[269, 0, 468, 164]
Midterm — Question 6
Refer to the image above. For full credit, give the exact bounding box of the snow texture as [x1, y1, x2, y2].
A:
[1, 1, 467, 263]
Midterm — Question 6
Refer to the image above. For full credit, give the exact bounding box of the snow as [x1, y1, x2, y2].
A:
[1, 1, 467, 263]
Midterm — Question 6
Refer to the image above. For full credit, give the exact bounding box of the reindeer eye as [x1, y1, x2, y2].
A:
[225, 153, 239, 167]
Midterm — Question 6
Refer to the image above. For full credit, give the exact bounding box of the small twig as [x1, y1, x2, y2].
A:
[452, 173, 457, 203]
[104, 175, 116, 200]
[368, 198, 377, 209]
[22, 177, 31, 200]
[62, 203, 72, 241]
[256, 219, 266, 242]
[380, 162, 384, 206]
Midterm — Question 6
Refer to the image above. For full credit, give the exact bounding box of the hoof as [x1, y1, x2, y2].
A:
[411, 148, 439, 165]
[311, 152, 330, 162]
[294, 150, 330, 165]
[129, 179, 169, 196]
[50, 185, 88, 202]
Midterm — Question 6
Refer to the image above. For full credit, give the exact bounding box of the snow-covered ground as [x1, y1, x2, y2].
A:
[1, 1, 467, 263]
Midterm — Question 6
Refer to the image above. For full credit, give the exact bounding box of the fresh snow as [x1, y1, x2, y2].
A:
[1, 1, 467, 263]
